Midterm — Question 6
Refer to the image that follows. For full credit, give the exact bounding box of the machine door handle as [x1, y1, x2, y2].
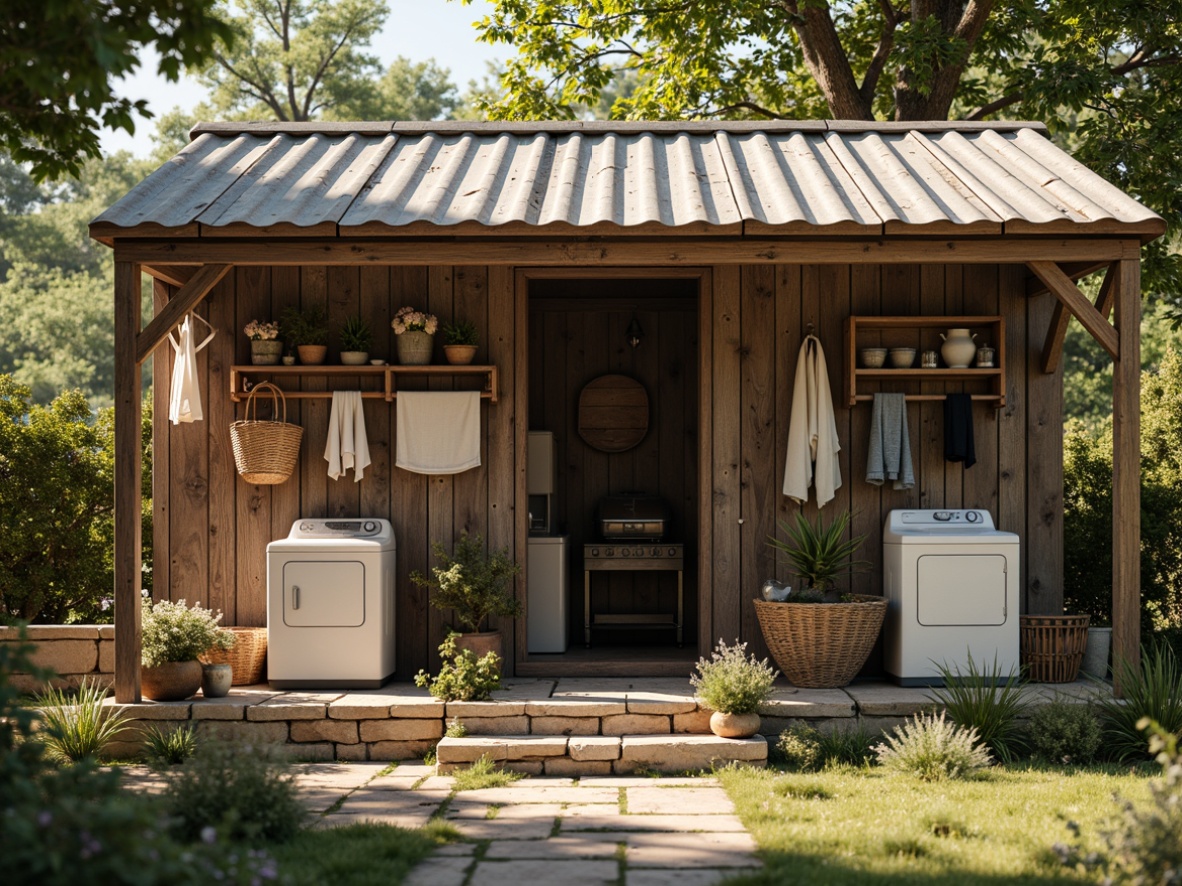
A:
[291, 585, 300, 609]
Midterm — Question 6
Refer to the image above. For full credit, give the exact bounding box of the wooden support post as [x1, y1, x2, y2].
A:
[114, 262, 143, 703]
[1112, 258, 1142, 696]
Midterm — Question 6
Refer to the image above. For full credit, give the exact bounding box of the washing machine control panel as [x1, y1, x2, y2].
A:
[893, 509, 994, 529]
[291, 518, 388, 538]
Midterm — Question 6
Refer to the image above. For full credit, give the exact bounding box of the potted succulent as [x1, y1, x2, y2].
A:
[281, 304, 329, 365]
[441, 319, 479, 365]
[244, 319, 282, 365]
[411, 533, 522, 668]
[755, 510, 885, 688]
[391, 306, 438, 365]
[339, 314, 373, 365]
[140, 595, 234, 701]
[691, 639, 778, 738]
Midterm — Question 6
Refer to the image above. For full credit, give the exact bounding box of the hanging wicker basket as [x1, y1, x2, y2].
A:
[754, 595, 888, 688]
[1020, 614, 1089, 683]
[201, 627, 268, 685]
[230, 382, 303, 485]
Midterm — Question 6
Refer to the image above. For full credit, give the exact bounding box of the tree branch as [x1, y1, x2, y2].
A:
[777, 0, 873, 119]
[710, 100, 789, 119]
[215, 52, 287, 120]
[860, 0, 899, 105]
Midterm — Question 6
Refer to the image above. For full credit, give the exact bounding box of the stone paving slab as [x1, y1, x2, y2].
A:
[457, 785, 617, 805]
[404, 856, 472, 886]
[842, 684, 936, 716]
[578, 777, 710, 788]
[626, 786, 735, 815]
[446, 816, 558, 841]
[759, 686, 856, 718]
[627, 870, 738, 886]
[469, 859, 619, 886]
[562, 814, 747, 833]
[484, 837, 621, 859]
[446, 801, 565, 821]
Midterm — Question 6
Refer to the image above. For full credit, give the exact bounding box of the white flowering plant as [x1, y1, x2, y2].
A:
[391, 306, 438, 335]
[691, 639, 778, 714]
[244, 320, 280, 340]
[140, 595, 234, 667]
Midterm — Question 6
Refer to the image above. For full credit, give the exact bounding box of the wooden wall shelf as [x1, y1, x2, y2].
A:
[846, 315, 1005, 407]
[230, 364, 498, 404]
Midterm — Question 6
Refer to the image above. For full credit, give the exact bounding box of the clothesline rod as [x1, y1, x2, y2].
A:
[849, 393, 1005, 404]
[230, 390, 496, 403]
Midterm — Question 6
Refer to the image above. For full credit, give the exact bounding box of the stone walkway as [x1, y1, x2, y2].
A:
[121, 761, 759, 885]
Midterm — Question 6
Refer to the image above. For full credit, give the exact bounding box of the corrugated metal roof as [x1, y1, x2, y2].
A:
[92, 121, 1164, 240]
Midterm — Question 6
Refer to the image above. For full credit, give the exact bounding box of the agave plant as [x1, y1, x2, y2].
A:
[768, 510, 870, 594]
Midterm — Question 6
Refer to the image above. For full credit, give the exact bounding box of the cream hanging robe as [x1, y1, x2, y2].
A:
[782, 334, 842, 507]
[167, 313, 215, 425]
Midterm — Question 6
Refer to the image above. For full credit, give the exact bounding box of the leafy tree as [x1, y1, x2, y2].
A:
[344, 56, 460, 120]
[0, 0, 232, 180]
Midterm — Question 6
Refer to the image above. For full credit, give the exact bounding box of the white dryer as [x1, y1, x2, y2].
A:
[266, 518, 395, 689]
[883, 509, 1019, 686]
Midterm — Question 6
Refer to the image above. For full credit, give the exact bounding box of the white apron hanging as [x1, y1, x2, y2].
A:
[168, 312, 215, 425]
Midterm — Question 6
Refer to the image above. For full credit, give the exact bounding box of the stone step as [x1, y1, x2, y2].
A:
[436, 733, 767, 776]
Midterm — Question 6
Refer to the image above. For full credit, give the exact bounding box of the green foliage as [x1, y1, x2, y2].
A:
[34, 678, 132, 763]
[929, 652, 1030, 764]
[1028, 699, 1102, 765]
[775, 724, 879, 771]
[141, 597, 234, 667]
[163, 741, 305, 844]
[1096, 644, 1182, 762]
[414, 632, 502, 702]
[768, 509, 869, 593]
[411, 533, 522, 633]
[351, 56, 460, 120]
[339, 314, 373, 352]
[445, 717, 469, 738]
[142, 723, 199, 766]
[0, 1, 231, 180]
[775, 725, 822, 771]
[281, 304, 329, 346]
[451, 754, 523, 791]
[816, 727, 880, 769]
[441, 319, 479, 346]
[690, 638, 778, 715]
[874, 711, 992, 781]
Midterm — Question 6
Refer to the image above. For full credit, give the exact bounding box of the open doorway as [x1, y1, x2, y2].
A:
[520, 270, 701, 676]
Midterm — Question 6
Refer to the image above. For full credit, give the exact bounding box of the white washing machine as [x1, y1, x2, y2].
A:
[883, 509, 1019, 686]
[266, 518, 396, 689]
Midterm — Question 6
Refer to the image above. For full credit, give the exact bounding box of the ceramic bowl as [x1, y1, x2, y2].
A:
[369, 359, 386, 366]
[860, 347, 888, 369]
[889, 347, 917, 368]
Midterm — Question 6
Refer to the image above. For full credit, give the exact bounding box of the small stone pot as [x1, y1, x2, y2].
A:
[340, 351, 370, 366]
[709, 711, 761, 739]
[141, 660, 203, 701]
[250, 339, 283, 365]
[201, 663, 233, 698]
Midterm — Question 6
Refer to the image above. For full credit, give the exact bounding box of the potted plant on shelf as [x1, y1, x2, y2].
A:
[339, 314, 373, 365]
[754, 510, 885, 688]
[441, 319, 479, 365]
[140, 595, 235, 701]
[691, 639, 778, 738]
[411, 533, 522, 669]
[391, 306, 438, 365]
[281, 304, 329, 365]
[244, 319, 282, 365]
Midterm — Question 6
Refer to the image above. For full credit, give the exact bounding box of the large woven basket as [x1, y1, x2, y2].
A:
[754, 595, 888, 688]
[1020, 614, 1089, 683]
[230, 382, 303, 484]
[201, 627, 268, 685]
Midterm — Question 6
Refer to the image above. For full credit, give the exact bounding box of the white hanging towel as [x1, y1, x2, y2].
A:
[396, 390, 481, 475]
[324, 391, 372, 482]
[782, 334, 842, 507]
[167, 312, 215, 425]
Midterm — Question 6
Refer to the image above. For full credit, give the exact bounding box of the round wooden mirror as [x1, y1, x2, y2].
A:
[577, 374, 649, 453]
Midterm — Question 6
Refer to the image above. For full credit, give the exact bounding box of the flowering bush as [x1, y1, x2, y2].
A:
[243, 320, 280, 340]
[391, 306, 438, 335]
[141, 596, 234, 667]
[691, 639, 778, 714]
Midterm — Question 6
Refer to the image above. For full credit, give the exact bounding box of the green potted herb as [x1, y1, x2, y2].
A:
[280, 304, 329, 365]
[441, 319, 479, 365]
[691, 639, 778, 738]
[339, 314, 373, 365]
[140, 596, 234, 701]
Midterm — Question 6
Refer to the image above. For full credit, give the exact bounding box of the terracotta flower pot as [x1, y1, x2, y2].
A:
[443, 344, 478, 365]
[141, 660, 203, 701]
[297, 344, 328, 365]
[453, 631, 503, 672]
[709, 711, 761, 738]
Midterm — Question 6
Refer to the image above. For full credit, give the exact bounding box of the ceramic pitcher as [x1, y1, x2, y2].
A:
[940, 328, 978, 368]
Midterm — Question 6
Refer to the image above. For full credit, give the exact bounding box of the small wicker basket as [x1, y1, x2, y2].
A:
[202, 627, 268, 685]
[1020, 614, 1089, 683]
[230, 382, 303, 485]
[754, 595, 888, 688]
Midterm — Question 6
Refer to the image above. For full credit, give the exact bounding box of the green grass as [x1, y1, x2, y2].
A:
[271, 823, 443, 886]
[718, 762, 1154, 885]
[450, 755, 523, 791]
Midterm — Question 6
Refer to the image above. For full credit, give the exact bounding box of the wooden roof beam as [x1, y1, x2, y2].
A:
[1027, 260, 1119, 361]
[142, 264, 197, 288]
[1040, 263, 1117, 374]
[1026, 260, 1111, 296]
[134, 264, 231, 365]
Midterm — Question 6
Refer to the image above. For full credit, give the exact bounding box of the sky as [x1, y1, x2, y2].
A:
[99, 0, 502, 158]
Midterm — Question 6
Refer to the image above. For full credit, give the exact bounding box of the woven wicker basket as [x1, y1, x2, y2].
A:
[230, 382, 303, 485]
[201, 627, 268, 685]
[1020, 614, 1089, 683]
[754, 595, 888, 688]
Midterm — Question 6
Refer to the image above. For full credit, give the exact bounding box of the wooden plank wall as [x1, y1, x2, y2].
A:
[705, 262, 1060, 666]
[153, 264, 517, 676]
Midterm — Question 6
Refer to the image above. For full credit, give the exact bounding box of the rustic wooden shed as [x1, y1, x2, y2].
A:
[92, 120, 1162, 703]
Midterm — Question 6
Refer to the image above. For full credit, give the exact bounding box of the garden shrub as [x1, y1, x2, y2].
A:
[929, 652, 1029, 763]
[1028, 699, 1103, 765]
[1096, 643, 1182, 761]
[775, 725, 822, 771]
[691, 638, 778, 714]
[775, 724, 878, 770]
[874, 711, 992, 781]
[142, 722, 198, 765]
[33, 677, 133, 762]
[415, 632, 502, 701]
[817, 726, 879, 767]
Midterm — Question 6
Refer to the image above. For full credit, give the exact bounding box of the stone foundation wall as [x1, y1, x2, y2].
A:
[0, 625, 114, 693]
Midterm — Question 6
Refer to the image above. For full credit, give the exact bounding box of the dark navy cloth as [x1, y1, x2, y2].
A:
[944, 393, 976, 468]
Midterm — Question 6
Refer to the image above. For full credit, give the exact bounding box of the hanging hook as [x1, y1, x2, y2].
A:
[805, 321, 815, 337]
